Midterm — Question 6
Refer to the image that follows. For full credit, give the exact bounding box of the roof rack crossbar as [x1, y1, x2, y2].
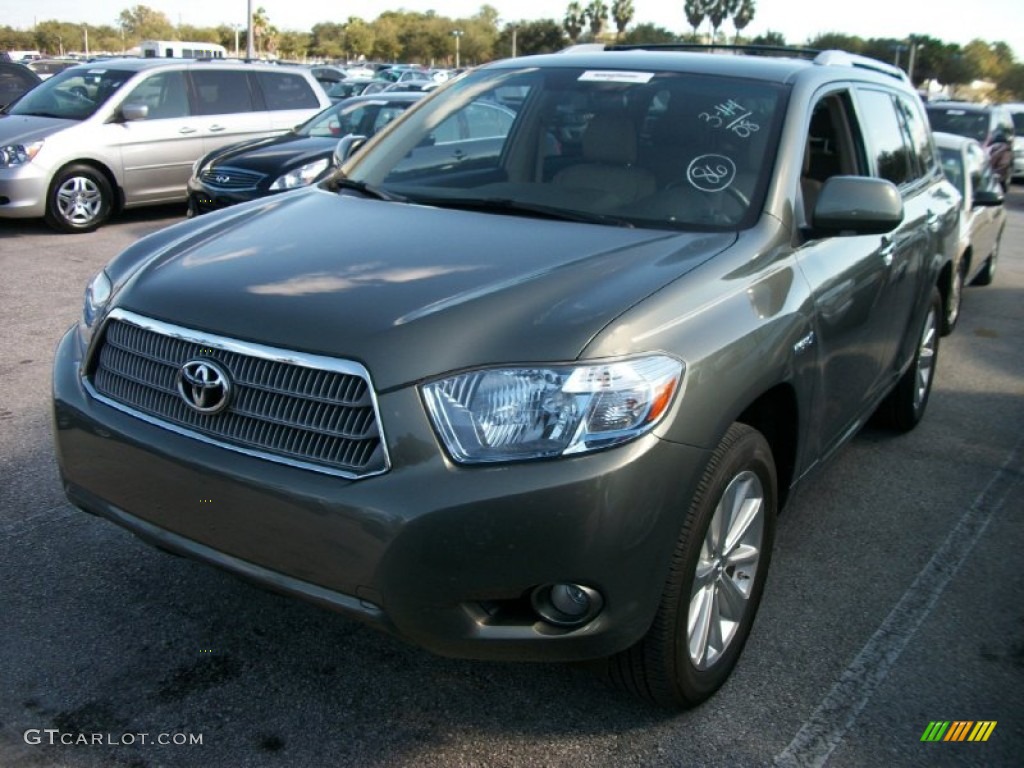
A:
[605, 43, 823, 58]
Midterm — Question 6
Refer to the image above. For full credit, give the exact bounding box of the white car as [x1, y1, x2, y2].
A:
[933, 131, 1007, 332]
[1005, 102, 1024, 180]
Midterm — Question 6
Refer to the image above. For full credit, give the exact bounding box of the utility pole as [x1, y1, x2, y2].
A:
[907, 38, 921, 85]
[246, 0, 255, 60]
[451, 29, 463, 69]
[511, 24, 517, 58]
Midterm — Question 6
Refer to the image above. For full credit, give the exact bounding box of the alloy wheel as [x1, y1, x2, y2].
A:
[688, 470, 765, 670]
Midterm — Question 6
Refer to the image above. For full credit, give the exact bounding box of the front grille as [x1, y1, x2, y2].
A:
[199, 168, 263, 189]
[87, 311, 388, 478]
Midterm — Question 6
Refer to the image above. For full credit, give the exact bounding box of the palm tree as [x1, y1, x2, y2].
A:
[611, 0, 634, 39]
[564, 2, 585, 44]
[684, 0, 708, 38]
[252, 6, 270, 57]
[732, 0, 756, 43]
[708, 0, 740, 43]
[586, 0, 609, 39]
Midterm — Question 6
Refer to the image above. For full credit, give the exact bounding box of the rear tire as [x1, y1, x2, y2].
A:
[604, 423, 777, 708]
[45, 164, 113, 234]
[880, 288, 941, 432]
[941, 260, 965, 336]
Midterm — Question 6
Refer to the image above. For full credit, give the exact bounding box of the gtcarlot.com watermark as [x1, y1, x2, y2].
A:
[24, 729, 203, 746]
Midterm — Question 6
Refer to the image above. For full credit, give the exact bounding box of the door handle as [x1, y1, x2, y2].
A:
[178, 127, 197, 134]
[208, 125, 226, 133]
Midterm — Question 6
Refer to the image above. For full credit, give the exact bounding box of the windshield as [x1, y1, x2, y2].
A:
[340, 66, 787, 232]
[8, 66, 134, 120]
[937, 146, 964, 195]
[301, 97, 416, 139]
[926, 108, 988, 143]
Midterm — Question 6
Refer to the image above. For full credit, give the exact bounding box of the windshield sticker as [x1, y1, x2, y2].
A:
[698, 99, 760, 138]
[578, 70, 655, 84]
[687, 154, 737, 193]
[87, 69, 107, 74]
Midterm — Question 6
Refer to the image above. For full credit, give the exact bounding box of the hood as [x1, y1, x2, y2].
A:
[0, 114, 74, 143]
[113, 188, 735, 390]
[204, 133, 337, 177]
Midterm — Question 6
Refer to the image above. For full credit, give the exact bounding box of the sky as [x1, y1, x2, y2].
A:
[3, 0, 1023, 61]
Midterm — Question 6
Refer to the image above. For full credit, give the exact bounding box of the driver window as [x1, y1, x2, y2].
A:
[120, 71, 189, 120]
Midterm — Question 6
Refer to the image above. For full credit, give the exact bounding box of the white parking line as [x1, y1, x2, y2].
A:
[774, 436, 1023, 768]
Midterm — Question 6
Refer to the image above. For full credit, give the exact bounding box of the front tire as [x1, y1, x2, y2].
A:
[45, 164, 113, 233]
[605, 423, 777, 708]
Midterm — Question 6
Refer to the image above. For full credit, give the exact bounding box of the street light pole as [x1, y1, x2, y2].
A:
[451, 29, 463, 69]
[511, 24, 517, 58]
[246, 0, 255, 60]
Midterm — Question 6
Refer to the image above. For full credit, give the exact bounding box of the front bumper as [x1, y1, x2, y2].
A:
[0, 162, 49, 218]
[53, 326, 709, 662]
[186, 176, 264, 216]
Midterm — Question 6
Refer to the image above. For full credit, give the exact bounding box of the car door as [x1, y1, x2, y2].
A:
[112, 69, 204, 205]
[793, 89, 900, 455]
[854, 87, 951, 377]
[188, 68, 271, 155]
[965, 142, 1000, 261]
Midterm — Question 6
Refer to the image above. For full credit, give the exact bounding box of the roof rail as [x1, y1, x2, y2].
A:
[813, 50, 908, 81]
[605, 43, 822, 58]
[558, 43, 607, 54]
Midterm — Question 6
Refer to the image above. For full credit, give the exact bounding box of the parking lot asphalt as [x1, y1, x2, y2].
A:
[1, 193, 1022, 767]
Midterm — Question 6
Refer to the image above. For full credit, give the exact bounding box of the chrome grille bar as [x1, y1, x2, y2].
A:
[85, 309, 389, 478]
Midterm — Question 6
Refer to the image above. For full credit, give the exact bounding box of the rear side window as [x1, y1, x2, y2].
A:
[257, 71, 319, 111]
[191, 69, 255, 115]
[857, 89, 914, 186]
[895, 94, 937, 179]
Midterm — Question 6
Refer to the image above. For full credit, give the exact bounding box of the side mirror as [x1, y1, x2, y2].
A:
[972, 187, 1004, 207]
[809, 176, 904, 235]
[120, 102, 149, 121]
[333, 133, 367, 166]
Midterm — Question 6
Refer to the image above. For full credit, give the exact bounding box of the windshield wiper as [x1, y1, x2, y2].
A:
[330, 177, 406, 202]
[413, 197, 635, 228]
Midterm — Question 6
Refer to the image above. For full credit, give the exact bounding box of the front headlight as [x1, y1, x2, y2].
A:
[81, 269, 112, 342]
[0, 141, 44, 168]
[422, 356, 683, 463]
[269, 158, 330, 190]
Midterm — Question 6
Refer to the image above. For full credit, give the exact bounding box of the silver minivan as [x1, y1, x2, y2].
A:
[0, 58, 329, 232]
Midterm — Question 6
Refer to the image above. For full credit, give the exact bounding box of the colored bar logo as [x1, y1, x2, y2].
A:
[921, 721, 996, 742]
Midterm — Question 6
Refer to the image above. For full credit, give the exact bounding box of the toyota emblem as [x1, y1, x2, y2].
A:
[178, 359, 231, 414]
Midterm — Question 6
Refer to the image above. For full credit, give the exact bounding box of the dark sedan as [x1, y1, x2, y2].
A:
[0, 61, 42, 109]
[187, 92, 424, 215]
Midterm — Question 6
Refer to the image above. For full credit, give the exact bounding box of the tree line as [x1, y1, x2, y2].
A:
[2, 2, 1021, 98]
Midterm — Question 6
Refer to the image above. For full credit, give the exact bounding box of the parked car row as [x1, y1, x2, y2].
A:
[925, 100, 1017, 189]
[0, 57, 332, 231]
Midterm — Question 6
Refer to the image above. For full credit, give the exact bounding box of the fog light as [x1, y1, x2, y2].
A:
[531, 583, 604, 627]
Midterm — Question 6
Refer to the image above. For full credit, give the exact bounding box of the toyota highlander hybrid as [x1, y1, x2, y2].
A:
[53, 46, 960, 708]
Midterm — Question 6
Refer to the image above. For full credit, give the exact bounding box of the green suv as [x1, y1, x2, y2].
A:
[53, 46, 959, 707]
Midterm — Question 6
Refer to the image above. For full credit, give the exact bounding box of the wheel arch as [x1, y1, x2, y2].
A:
[50, 158, 124, 213]
[734, 383, 799, 510]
